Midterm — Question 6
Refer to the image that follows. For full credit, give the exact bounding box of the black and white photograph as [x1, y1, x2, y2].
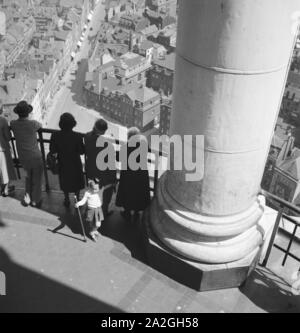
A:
[0, 0, 300, 317]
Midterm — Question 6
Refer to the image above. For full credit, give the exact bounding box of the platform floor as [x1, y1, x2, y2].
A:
[0, 186, 299, 313]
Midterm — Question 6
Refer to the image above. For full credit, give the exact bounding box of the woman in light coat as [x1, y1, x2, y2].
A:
[0, 100, 16, 196]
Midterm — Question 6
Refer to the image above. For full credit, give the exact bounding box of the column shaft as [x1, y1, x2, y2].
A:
[149, 0, 299, 264]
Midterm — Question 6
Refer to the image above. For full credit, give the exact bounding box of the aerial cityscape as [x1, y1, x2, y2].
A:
[0, 0, 176, 139]
[0, 0, 300, 316]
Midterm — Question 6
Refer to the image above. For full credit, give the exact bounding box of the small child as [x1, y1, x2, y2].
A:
[75, 180, 111, 241]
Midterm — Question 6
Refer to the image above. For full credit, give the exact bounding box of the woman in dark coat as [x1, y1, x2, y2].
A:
[50, 113, 85, 207]
[116, 127, 150, 221]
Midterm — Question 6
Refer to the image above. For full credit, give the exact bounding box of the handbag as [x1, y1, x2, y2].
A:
[46, 152, 59, 175]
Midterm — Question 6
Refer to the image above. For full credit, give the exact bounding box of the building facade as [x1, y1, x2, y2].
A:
[159, 97, 171, 135]
[85, 84, 160, 131]
[119, 13, 150, 32]
[145, 0, 177, 17]
[114, 52, 152, 85]
[147, 52, 174, 96]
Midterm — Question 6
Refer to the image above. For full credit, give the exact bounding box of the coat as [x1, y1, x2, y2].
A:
[84, 131, 117, 187]
[116, 140, 151, 211]
[50, 130, 85, 193]
[0, 116, 16, 183]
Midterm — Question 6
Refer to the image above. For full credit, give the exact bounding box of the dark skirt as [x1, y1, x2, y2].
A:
[116, 168, 151, 211]
[58, 158, 85, 193]
[50, 131, 85, 193]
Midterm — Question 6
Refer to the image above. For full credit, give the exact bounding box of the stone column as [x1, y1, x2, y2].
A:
[145, 0, 299, 290]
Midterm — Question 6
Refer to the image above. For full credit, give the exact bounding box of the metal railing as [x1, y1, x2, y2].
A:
[8, 128, 300, 270]
[260, 189, 300, 268]
[9, 127, 165, 197]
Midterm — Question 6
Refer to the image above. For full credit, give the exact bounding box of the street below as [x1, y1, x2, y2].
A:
[45, 1, 127, 141]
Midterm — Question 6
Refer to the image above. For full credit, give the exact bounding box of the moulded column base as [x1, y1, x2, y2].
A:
[142, 207, 262, 291]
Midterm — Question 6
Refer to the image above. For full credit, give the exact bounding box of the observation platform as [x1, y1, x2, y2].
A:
[0, 179, 299, 313]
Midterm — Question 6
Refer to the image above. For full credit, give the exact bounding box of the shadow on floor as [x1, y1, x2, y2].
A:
[240, 267, 300, 313]
[0, 217, 122, 313]
[48, 205, 94, 242]
[4, 186, 148, 263]
[0, 247, 122, 313]
[8, 188, 86, 237]
[100, 210, 148, 264]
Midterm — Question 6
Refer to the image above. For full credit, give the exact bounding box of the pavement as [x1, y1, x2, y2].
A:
[0, 184, 300, 313]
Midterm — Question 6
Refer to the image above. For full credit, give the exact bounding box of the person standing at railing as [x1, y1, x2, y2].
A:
[0, 99, 16, 197]
[49, 113, 85, 208]
[85, 118, 117, 219]
[116, 127, 151, 223]
[10, 101, 43, 207]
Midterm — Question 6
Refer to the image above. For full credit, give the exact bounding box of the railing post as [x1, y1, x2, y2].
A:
[10, 134, 21, 180]
[154, 168, 159, 196]
[282, 224, 298, 267]
[82, 136, 88, 185]
[38, 130, 50, 193]
[262, 206, 284, 267]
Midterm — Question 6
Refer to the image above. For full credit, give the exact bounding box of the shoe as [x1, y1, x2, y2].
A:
[1, 184, 8, 197]
[31, 200, 42, 208]
[90, 232, 97, 242]
[21, 200, 30, 207]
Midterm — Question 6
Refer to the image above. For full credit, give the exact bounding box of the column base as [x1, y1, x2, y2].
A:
[143, 207, 262, 291]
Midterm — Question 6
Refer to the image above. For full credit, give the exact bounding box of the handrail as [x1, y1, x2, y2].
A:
[9, 127, 164, 196]
[260, 189, 300, 268]
[8, 127, 300, 269]
[260, 189, 300, 216]
[38, 130, 50, 192]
